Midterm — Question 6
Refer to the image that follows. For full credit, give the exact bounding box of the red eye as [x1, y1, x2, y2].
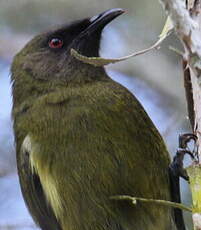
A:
[49, 38, 63, 49]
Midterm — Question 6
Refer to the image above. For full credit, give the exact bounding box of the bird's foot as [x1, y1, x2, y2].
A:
[170, 148, 194, 181]
[170, 133, 198, 181]
[168, 133, 197, 230]
[178, 133, 197, 149]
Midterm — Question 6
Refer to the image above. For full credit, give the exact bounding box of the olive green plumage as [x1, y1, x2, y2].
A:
[11, 9, 177, 230]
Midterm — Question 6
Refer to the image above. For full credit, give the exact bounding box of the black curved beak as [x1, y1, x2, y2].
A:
[82, 8, 125, 36]
[70, 8, 125, 57]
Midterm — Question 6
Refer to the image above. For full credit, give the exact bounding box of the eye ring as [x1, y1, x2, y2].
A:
[48, 38, 63, 49]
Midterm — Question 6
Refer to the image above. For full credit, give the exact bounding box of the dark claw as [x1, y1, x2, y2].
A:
[170, 133, 197, 181]
[168, 133, 197, 230]
[179, 133, 197, 149]
[170, 148, 194, 181]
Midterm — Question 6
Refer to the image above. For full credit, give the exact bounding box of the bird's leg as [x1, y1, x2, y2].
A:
[170, 148, 194, 181]
[169, 133, 197, 182]
[168, 133, 197, 230]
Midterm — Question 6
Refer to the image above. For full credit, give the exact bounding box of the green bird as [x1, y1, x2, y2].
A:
[11, 8, 184, 230]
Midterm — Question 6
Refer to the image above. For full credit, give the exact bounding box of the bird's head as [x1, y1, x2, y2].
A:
[11, 8, 124, 84]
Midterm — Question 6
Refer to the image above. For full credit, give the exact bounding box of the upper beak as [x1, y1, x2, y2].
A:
[81, 8, 125, 36]
[70, 8, 125, 57]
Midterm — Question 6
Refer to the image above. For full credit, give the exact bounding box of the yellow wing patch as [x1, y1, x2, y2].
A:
[21, 135, 63, 219]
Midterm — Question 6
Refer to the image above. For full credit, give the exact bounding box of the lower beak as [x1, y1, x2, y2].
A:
[70, 8, 125, 57]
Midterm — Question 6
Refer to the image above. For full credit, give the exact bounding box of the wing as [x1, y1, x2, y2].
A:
[17, 135, 62, 230]
[169, 161, 186, 230]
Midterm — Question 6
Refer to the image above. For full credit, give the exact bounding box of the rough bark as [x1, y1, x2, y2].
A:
[159, 0, 201, 229]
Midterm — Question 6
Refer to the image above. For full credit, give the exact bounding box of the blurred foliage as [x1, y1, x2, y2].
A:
[0, 0, 165, 32]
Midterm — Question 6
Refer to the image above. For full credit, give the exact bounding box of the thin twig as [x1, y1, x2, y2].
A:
[110, 195, 192, 212]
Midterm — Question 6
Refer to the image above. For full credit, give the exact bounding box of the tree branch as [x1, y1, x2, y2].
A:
[110, 195, 192, 212]
[159, 0, 201, 229]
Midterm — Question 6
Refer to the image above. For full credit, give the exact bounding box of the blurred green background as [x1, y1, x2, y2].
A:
[0, 0, 193, 229]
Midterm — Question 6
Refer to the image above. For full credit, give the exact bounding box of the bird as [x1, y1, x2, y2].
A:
[11, 8, 184, 230]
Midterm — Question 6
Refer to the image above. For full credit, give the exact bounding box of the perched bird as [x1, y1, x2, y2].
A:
[11, 8, 183, 230]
